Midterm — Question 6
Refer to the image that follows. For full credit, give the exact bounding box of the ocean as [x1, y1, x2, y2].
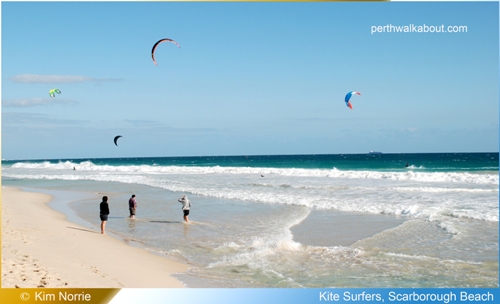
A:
[2, 153, 498, 288]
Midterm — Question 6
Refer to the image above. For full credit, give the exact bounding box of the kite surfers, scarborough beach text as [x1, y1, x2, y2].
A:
[318, 291, 494, 303]
[371, 23, 468, 34]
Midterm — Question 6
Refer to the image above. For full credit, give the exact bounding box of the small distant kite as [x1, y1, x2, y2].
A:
[344, 91, 361, 109]
[151, 38, 181, 66]
[114, 135, 122, 146]
[49, 89, 61, 98]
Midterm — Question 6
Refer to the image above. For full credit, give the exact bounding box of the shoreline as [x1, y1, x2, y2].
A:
[1, 186, 188, 288]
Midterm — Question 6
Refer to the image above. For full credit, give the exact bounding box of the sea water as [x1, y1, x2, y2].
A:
[2, 153, 498, 287]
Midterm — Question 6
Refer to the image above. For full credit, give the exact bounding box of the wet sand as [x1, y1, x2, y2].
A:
[1, 186, 188, 288]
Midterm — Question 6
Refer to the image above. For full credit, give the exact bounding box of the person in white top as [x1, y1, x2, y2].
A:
[178, 195, 192, 223]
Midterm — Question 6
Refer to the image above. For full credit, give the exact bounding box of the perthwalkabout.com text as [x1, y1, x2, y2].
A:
[371, 24, 468, 34]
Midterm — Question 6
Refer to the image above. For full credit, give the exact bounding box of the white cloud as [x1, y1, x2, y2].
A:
[125, 119, 161, 127]
[3, 98, 76, 107]
[2, 112, 86, 125]
[9, 74, 122, 83]
[400, 127, 418, 133]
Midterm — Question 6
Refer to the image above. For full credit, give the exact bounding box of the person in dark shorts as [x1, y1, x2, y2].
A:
[178, 195, 192, 223]
[128, 194, 137, 219]
[100, 196, 110, 234]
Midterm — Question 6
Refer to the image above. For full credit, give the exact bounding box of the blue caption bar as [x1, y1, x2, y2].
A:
[109, 288, 499, 304]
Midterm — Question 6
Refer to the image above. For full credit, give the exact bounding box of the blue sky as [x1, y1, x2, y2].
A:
[1, 2, 498, 160]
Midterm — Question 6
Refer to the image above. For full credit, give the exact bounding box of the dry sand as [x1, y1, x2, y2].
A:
[1, 186, 188, 288]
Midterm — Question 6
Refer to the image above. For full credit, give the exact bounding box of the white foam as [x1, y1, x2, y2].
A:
[208, 207, 309, 273]
[3, 161, 498, 224]
[8, 161, 498, 185]
[381, 252, 484, 266]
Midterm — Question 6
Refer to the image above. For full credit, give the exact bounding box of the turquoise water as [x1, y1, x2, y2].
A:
[2, 152, 498, 287]
[3, 152, 498, 172]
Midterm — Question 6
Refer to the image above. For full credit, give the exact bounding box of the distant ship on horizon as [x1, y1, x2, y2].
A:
[368, 151, 383, 154]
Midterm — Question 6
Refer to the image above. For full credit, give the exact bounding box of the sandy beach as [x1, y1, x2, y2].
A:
[1, 186, 188, 288]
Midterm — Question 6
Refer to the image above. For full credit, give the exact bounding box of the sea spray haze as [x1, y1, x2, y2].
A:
[2, 153, 498, 287]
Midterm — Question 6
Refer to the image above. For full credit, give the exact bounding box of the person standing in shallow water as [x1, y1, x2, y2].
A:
[100, 196, 110, 234]
[178, 195, 192, 223]
[129, 194, 137, 219]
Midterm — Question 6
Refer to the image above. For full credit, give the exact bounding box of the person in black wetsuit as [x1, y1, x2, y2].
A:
[100, 196, 110, 234]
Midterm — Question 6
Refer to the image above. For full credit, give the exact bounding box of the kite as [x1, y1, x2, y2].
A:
[344, 91, 361, 109]
[114, 135, 122, 146]
[49, 89, 61, 98]
[151, 38, 181, 66]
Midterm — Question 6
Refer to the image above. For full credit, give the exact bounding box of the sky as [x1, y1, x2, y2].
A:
[1, 1, 498, 160]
